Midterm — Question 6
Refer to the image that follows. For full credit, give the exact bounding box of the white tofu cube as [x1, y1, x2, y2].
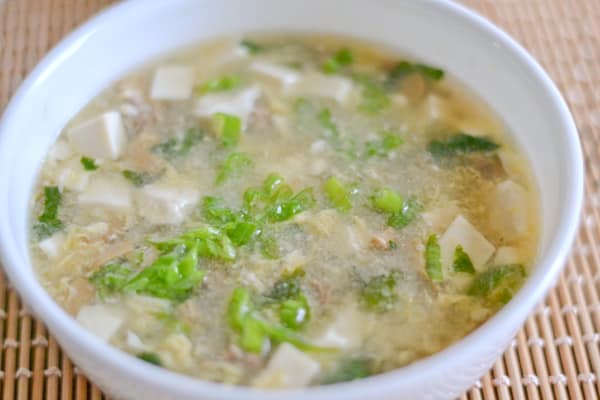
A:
[126, 330, 147, 352]
[67, 111, 127, 160]
[77, 304, 124, 342]
[287, 73, 353, 103]
[493, 246, 521, 265]
[250, 61, 300, 89]
[56, 159, 91, 193]
[150, 66, 195, 100]
[315, 304, 370, 349]
[489, 180, 529, 240]
[48, 140, 73, 162]
[424, 94, 446, 121]
[422, 203, 460, 233]
[194, 86, 261, 125]
[38, 232, 65, 259]
[439, 215, 495, 272]
[253, 343, 320, 388]
[135, 183, 199, 225]
[78, 175, 132, 210]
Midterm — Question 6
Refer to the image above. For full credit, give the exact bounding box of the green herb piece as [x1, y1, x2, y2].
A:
[372, 188, 404, 214]
[387, 197, 422, 230]
[137, 352, 162, 366]
[216, 152, 254, 185]
[425, 235, 443, 282]
[317, 108, 340, 139]
[322, 357, 372, 384]
[33, 186, 64, 240]
[89, 263, 133, 299]
[386, 61, 445, 87]
[279, 295, 311, 330]
[389, 240, 397, 249]
[467, 264, 526, 305]
[240, 39, 264, 54]
[123, 244, 206, 302]
[227, 287, 328, 354]
[199, 75, 241, 93]
[201, 196, 260, 247]
[122, 170, 155, 187]
[266, 188, 315, 222]
[151, 226, 237, 261]
[360, 271, 402, 312]
[364, 132, 404, 158]
[267, 268, 305, 301]
[260, 234, 280, 260]
[353, 74, 390, 114]
[324, 177, 353, 212]
[80, 157, 98, 171]
[152, 127, 204, 160]
[453, 245, 475, 274]
[213, 113, 241, 148]
[323, 48, 354, 74]
[427, 133, 500, 158]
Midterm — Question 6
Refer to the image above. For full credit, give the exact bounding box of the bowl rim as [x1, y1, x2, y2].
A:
[0, 0, 584, 398]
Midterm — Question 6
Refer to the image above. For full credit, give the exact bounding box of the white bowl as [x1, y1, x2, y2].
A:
[0, 1, 583, 399]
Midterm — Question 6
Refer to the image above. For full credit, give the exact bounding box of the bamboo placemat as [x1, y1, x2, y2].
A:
[0, 0, 599, 399]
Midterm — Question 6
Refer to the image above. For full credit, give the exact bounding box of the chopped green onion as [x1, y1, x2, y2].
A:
[453, 245, 475, 274]
[215, 152, 253, 185]
[317, 108, 339, 139]
[386, 61, 445, 87]
[33, 186, 64, 240]
[324, 176, 353, 212]
[213, 112, 241, 148]
[387, 197, 422, 230]
[80, 157, 98, 171]
[89, 263, 133, 299]
[323, 48, 354, 74]
[425, 235, 443, 282]
[372, 188, 404, 214]
[427, 133, 500, 158]
[467, 264, 526, 305]
[353, 74, 390, 114]
[364, 132, 404, 158]
[199, 75, 241, 93]
[279, 295, 310, 330]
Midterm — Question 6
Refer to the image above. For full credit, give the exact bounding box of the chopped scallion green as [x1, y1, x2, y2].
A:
[425, 235, 443, 282]
[80, 157, 98, 171]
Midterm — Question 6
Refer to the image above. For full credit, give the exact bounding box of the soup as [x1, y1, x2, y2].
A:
[29, 35, 539, 387]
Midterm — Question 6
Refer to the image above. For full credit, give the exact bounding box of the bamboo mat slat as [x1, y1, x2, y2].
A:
[0, 0, 599, 399]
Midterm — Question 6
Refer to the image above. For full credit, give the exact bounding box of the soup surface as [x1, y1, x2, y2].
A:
[30, 35, 539, 387]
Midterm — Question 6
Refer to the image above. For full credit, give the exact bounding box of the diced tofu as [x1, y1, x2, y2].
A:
[315, 304, 370, 349]
[493, 246, 521, 265]
[126, 330, 147, 352]
[150, 66, 195, 100]
[78, 175, 132, 210]
[498, 150, 527, 182]
[67, 111, 127, 160]
[250, 61, 300, 89]
[287, 73, 353, 103]
[38, 232, 65, 259]
[439, 215, 495, 271]
[194, 86, 261, 125]
[253, 343, 320, 388]
[422, 203, 460, 233]
[135, 183, 199, 224]
[424, 94, 446, 121]
[489, 180, 529, 239]
[77, 304, 124, 342]
[56, 159, 90, 192]
[48, 140, 73, 162]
